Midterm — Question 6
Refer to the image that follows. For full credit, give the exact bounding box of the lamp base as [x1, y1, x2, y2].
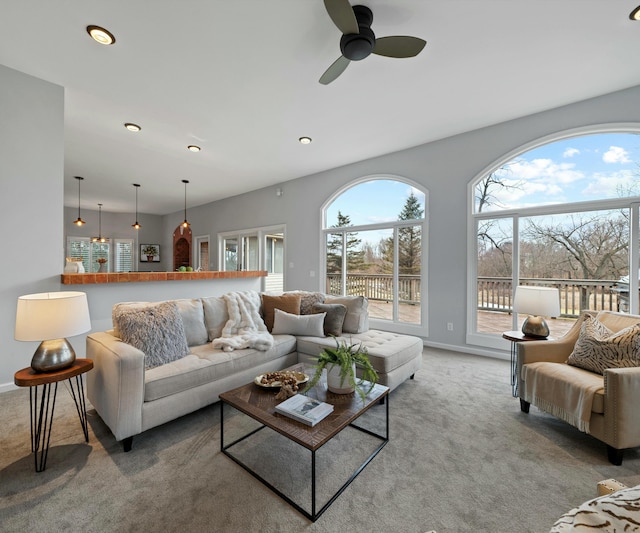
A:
[521, 316, 550, 339]
[31, 338, 76, 373]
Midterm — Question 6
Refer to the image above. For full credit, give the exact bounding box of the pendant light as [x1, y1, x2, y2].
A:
[92, 204, 107, 243]
[73, 176, 86, 226]
[181, 179, 190, 228]
[132, 184, 141, 229]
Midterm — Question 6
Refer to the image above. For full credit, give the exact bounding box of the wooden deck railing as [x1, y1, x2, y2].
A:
[326, 274, 626, 317]
[477, 277, 621, 317]
[326, 273, 421, 305]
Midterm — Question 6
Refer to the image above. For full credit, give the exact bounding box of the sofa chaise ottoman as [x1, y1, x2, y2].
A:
[86, 291, 423, 451]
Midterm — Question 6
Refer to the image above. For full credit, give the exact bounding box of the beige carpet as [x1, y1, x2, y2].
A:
[1, 347, 639, 533]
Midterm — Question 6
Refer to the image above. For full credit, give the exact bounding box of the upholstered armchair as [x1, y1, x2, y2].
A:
[516, 310, 640, 465]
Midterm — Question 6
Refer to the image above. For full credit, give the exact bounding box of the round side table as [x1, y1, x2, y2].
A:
[502, 331, 552, 397]
[14, 358, 93, 472]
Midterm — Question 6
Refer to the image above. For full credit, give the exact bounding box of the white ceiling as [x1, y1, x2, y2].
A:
[2, 1, 640, 215]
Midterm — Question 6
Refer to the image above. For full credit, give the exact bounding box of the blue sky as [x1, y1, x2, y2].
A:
[481, 132, 640, 211]
[326, 179, 425, 228]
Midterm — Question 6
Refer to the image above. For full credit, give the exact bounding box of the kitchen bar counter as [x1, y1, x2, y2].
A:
[61, 270, 267, 285]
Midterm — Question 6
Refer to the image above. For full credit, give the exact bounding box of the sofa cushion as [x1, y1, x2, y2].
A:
[567, 315, 640, 374]
[201, 296, 229, 342]
[113, 301, 190, 370]
[272, 308, 325, 336]
[261, 293, 301, 331]
[144, 335, 297, 401]
[324, 295, 369, 333]
[172, 299, 208, 347]
[285, 291, 325, 314]
[311, 303, 347, 336]
[296, 329, 422, 375]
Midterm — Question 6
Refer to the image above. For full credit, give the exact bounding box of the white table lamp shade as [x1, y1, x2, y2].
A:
[15, 291, 91, 372]
[15, 291, 91, 341]
[513, 286, 560, 339]
[513, 286, 560, 318]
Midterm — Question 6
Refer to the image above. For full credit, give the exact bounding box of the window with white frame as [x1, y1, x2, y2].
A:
[322, 177, 427, 329]
[468, 128, 640, 349]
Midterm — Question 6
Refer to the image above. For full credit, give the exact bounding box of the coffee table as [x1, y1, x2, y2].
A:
[219, 363, 389, 521]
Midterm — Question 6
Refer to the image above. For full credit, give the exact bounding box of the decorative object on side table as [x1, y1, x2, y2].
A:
[14, 291, 92, 372]
[513, 285, 560, 339]
[96, 257, 107, 272]
[304, 337, 378, 402]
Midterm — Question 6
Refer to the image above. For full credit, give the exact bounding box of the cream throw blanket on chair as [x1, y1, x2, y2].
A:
[212, 291, 274, 352]
[523, 362, 603, 433]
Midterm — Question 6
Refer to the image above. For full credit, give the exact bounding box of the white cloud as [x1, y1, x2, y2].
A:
[563, 148, 580, 158]
[582, 169, 637, 198]
[602, 146, 631, 164]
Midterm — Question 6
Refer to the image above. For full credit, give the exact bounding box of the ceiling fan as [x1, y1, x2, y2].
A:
[319, 0, 427, 85]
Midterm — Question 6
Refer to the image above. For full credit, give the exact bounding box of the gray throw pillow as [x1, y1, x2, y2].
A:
[324, 295, 369, 333]
[113, 301, 190, 370]
[312, 303, 347, 336]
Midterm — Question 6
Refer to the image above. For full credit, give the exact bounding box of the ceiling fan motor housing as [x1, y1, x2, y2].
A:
[340, 5, 375, 61]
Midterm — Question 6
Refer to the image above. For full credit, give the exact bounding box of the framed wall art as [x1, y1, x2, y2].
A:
[140, 244, 160, 262]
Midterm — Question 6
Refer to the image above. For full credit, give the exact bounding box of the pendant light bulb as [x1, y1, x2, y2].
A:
[73, 176, 86, 226]
[132, 183, 141, 229]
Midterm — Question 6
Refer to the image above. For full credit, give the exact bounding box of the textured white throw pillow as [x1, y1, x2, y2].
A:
[113, 301, 190, 370]
[271, 308, 326, 337]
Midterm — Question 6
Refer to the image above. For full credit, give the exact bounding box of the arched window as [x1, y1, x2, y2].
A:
[323, 177, 427, 331]
[468, 128, 640, 349]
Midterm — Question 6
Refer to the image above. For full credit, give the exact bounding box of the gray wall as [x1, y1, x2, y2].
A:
[1, 65, 64, 388]
[3, 59, 640, 389]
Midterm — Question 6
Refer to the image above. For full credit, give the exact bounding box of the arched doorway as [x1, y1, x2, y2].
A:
[173, 225, 192, 270]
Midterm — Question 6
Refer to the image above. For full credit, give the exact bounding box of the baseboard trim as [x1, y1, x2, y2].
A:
[424, 340, 509, 361]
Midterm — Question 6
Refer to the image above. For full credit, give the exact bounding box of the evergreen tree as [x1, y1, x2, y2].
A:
[326, 211, 365, 273]
[382, 193, 423, 274]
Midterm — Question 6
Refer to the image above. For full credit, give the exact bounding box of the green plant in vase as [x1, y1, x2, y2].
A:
[303, 337, 378, 403]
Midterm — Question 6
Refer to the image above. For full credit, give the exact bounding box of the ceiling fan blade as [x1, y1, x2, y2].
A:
[324, 0, 359, 35]
[373, 36, 427, 58]
[319, 55, 351, 85]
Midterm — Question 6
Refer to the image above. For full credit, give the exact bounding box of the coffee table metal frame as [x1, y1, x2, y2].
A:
[220, 367, 389, 522]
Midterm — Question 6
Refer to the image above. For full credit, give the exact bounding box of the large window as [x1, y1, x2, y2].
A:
[323, 177, 427, 330]
[469, 128, 640, 348]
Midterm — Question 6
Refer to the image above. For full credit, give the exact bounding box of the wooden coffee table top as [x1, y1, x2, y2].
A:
[219, 363, 389, 451]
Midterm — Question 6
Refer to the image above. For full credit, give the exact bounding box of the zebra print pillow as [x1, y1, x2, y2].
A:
[566, 315, 640, 374]
[550, 484, 640, 532]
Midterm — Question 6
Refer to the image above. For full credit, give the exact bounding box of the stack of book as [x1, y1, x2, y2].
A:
[275, 394, 334, 426]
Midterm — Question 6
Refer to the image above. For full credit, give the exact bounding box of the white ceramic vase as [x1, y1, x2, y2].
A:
[64, 259, 85, 273]
[326, 363, 356, 394]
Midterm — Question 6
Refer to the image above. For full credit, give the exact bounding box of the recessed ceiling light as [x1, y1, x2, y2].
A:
[86, 25, 116, 45]
[187, 145, 201, 152]
[124, 123, 141, 132]
[299, 137, 312, 144]
[630, 6, 640, 20]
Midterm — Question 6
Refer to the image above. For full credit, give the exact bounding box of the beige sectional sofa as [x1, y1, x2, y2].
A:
[86, 291, 423, 451]
[517, 310, 640, 465]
